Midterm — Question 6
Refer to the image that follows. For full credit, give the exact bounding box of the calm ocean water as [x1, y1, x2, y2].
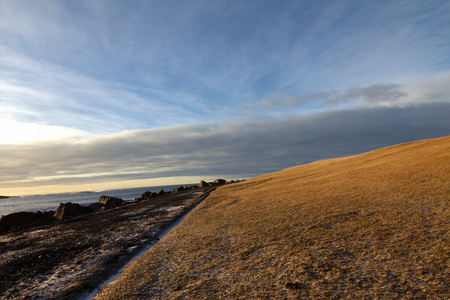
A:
[0, 184, 196, 217]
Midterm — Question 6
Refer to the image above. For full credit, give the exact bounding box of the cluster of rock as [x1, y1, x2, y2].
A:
[199, 179, 227, 187]
[135, 189, 169, 201]
[0, 196, 129, 232]
[134, 179, 231, 201]
[172, 185, 198, 193]
[0, 179, 239, 233]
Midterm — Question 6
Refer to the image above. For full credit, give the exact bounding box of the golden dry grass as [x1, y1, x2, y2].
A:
[94, 136, 449, 299]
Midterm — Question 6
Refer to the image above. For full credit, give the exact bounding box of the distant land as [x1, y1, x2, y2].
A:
[94, 135, 449, 299]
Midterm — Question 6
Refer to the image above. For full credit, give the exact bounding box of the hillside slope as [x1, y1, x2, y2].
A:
[94, 136, 449, 299]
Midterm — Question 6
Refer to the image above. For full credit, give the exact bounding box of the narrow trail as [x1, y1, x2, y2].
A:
[83, 188, 215, 300]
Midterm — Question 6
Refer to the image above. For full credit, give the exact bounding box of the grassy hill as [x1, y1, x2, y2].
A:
[94, 136, 449, 299]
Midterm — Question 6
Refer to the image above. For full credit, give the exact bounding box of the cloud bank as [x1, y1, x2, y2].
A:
[1, 102, 448, 195]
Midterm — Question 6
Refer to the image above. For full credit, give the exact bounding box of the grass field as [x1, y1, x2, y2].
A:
[94, 136, 449, 299]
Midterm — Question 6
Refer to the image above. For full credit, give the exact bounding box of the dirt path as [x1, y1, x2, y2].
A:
[0, 187, 215, 299]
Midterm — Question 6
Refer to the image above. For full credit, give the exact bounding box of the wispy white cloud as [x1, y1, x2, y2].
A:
[0, 49, 213, 136]
[2, 1, 449, 129]
[4, 0, 448, 112]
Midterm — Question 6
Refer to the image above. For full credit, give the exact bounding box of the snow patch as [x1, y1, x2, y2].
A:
[166, 206, 184, 212]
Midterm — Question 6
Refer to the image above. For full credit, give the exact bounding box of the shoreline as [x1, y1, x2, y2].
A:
[0, 183, 202, 218]
[0, 185, 218, 299]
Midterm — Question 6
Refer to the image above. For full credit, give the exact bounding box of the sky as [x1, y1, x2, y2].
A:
[0, 0, 449, 196]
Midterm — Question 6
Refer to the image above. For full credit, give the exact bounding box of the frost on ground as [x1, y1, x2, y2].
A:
[0, 187, 215, 300]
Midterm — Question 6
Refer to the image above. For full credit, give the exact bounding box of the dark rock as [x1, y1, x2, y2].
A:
[137, 189, 167, 201]
[190, 185, 199, 189]
[199, 181, 210, 188]
[40, 211, 55, 222]
[155, 189, 165, 196]
[53, 202, 93, 220]
[0, 211, 54, 232]
[88, 202, 105, 211]
[214, 179, 226, 185]
[173, 186, 189, 193]
[140, 191, 154, 199]
[98, 196, 126, 209]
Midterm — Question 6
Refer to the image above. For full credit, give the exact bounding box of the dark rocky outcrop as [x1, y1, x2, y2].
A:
[88, 202, 105, 211]
[173, 186, 187, 193]
[201, 179, 227, 187]
[98, 196, 127, 209]
[155, 189, 165, 196]
[213, 179, 226, 185]
[53, 202, 93, 220]
[199, 181, 210, 187]
[136, 189, 170, 201]
[0, 211, 54, 232]
[140, 191, 155, 199]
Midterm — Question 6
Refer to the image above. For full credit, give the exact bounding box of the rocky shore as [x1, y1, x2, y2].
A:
[0, 180, 234, 299]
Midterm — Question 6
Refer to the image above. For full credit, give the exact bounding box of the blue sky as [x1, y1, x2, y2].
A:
[0, 0, 449, 196]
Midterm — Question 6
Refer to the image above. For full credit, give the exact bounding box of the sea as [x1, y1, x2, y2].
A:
[0, 184, 196, 217]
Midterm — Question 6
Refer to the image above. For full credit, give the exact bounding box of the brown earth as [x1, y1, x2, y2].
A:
[94, 136, 449, 299]
[0, 186, 215, 299]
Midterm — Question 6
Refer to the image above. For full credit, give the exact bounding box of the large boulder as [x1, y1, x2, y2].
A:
[98, 196, 126, 209]
[0, 211, 54, 232]
[53, 202, 93, 220]
[88, 202, 105, 211]
[199, 181, 210, 188]
[140, 191, 155, 199]
[214, 179, 226, 185]
[155, 189, 165, 196]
